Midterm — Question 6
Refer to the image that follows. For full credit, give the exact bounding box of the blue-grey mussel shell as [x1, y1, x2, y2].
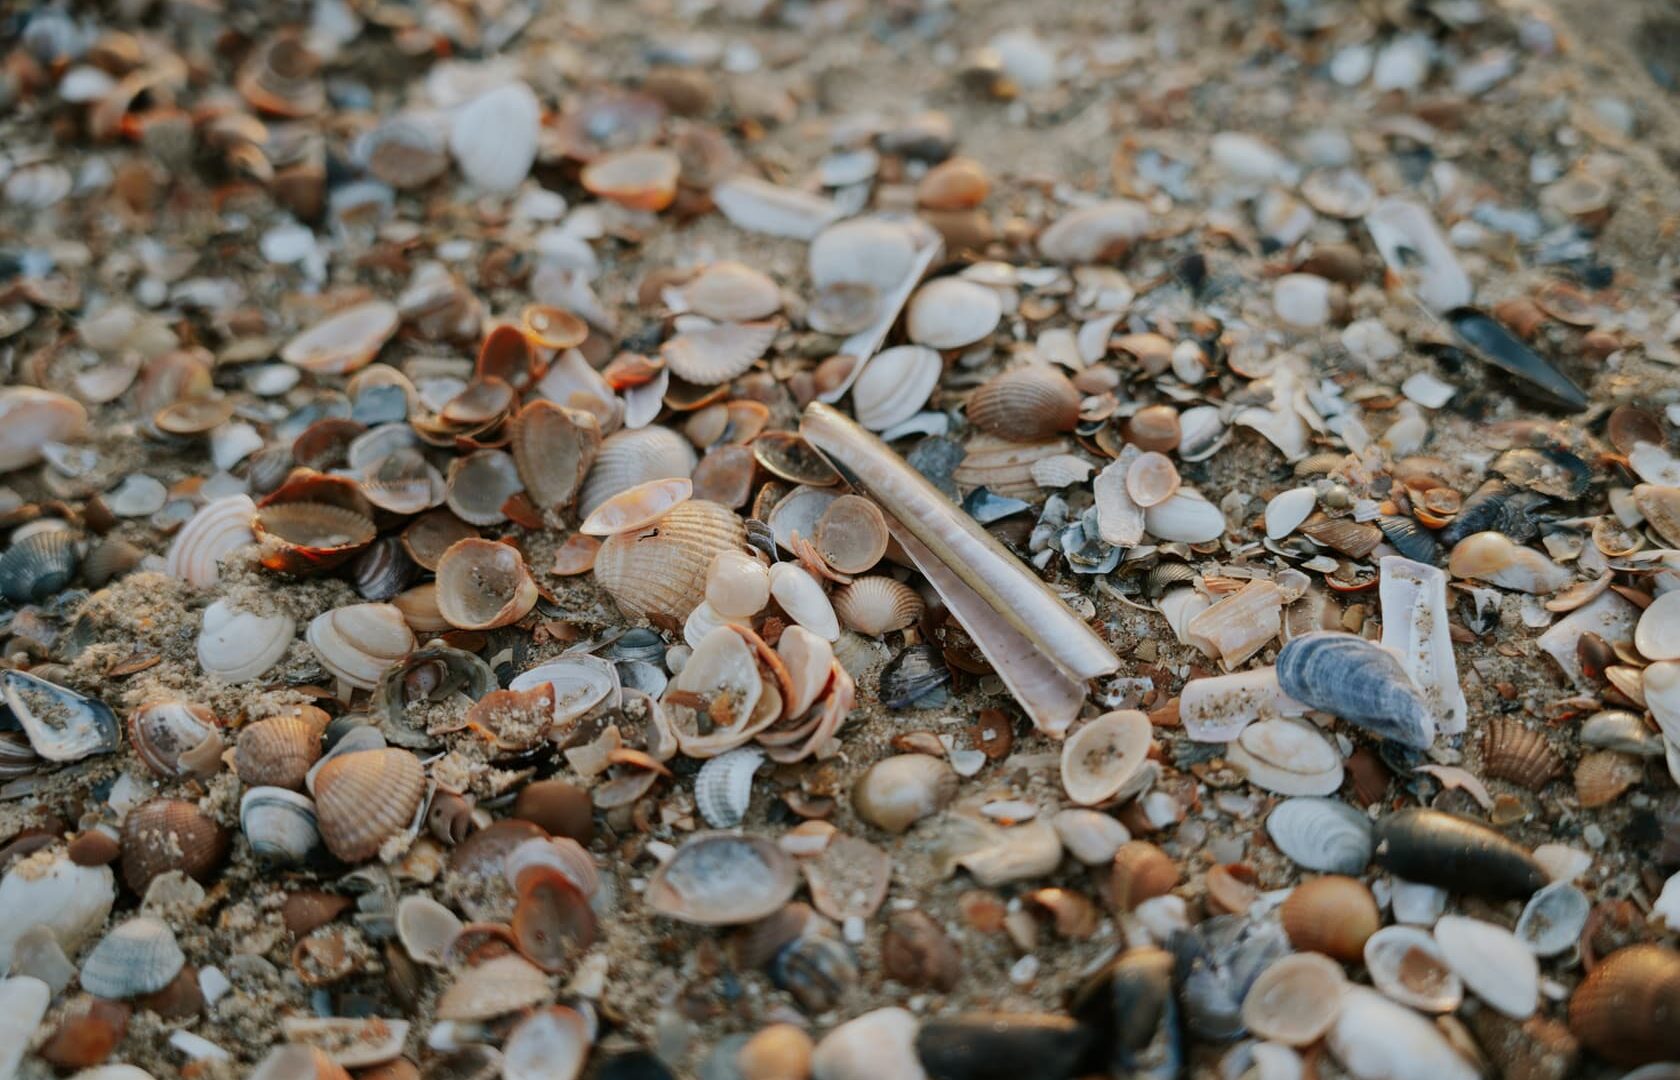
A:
[1068, 946, 1182, 1078]
[0, 669, 120, 762]
[1445, 306, 1588, 413]
[880, 643, 950, 709]
[1374, 807, 1546, 900]
[915, 1012, 1092, 1080]
[1169, 917, 1291, 1043]
[0, 529, 80, 604]
[1441, 478, 1547, 546]
[1275, 631, 1434, 748]
[1377, 514, 1440, 565]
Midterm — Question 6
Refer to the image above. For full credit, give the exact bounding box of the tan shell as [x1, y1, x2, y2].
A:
[645, 831, 800, 925]
[127, 701, 222, 779]
[435, 953, 554, 1021]
[907, 277, 1002, 350]
[121, 798, 231, 892]
[830, 576, 923, 637]
[435, 538, 539, 630]
[1633, 484, 1680, 549]
[445, 450, 524, 527]
[1279, 875, 1379, 963]
[580, 478, 693, 537]
[307, 603, 415, 691]
[1240, 951, 1346, 1047]
[814, 495, 889, 575]
[581, 147, 681, 210]
[1125, 452, 1180, 508]
[579, 426, 699, 519]
[235, 709, 328, 790]
[966, 365, 1082, 442]
[952, 435, 1072, 500]
[400, 510, 479, 572]
[661, 322, 777, 385]
[392, 583, 452, 633]
[1481, 718, 1564, 790]
[1060, 710, 1152, 806]
[509, 400, 601, 512]
[1568, 944, 1680, 1067]
[281, 301, 399, 375]
[594, 500, 747, 624]
[0, 388, 90, 472]
[1575, 749, 1644, 809]
[1110, 840, 1179, 912]
[674, 262, 782, 322]
[313, 749, 426, 863]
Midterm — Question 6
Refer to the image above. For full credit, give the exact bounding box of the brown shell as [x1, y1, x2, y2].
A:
[881, 909, 962, 991]
[1575, 749, 1644, 809]
[313, 748, 427, 863]
[814, 494, 889, 575]
[829, 576, 924, 637]
[1569, 944, 1680, 1066]
[126, 700, 221, 779]
[509, 400, 602, 512]
[235, 708, 328, 790]
[254, 470, 378, 575]
[966, 365, 1082, 442]
[951, 436, 1072, 500]
[1481, 718, 1564, 790]
[282, 890, 354, 938]
[1278, 875, 1379, 963]
[1110, 840, 1178, 912]
[1299, 513, 1383, 559]
[120, 798, 231, 892]
[511, 779, 594, 844]
[593, 499, 746, 625]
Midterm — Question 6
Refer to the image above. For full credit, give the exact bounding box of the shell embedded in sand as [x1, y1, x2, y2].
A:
[594, 500, 747, 624]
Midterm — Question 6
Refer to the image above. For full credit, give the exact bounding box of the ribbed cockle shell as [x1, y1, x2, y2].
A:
[312, 748, 426, 863]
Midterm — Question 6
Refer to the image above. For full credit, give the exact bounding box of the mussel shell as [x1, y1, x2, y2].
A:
[915, 1013, 1091, 1080]
[0, 529, 80, 604]
[1440, 479, 1546, 547]
[1069, 946, 1181, 1078]
[1275, 632, 1434, 749]
[1373, 808, 1546, 900]
[879, 644, 950, 709]
[1, 670, 120, 762]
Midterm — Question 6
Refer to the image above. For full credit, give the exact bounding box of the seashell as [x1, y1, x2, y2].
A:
[307, 603, 415, 691]
[81, 536, 146, 587]
[850, 345, 941, 432]
[395, 894, 460, 967]
[357, 449, 444, 518]
[1373, 808, 1546, 900]
[954, 434, 1074, 501]
[0, 855, 116, 972]
[351, 537, 418, 603]
[1110, 840, 1179, 911]
[506, 401, 602, 514]
[1266, 797, 1373, 874]
[913, 1014, 1090, 1080]
[1378, 556, 1467, 736]
[127, 701, 221, 779]
[695, 747, 764, 829]
[1186, 580, 1283, 671]
[1276, 632, 1435, 748]
[445, 449, 524, 527]
[917, 157, 990, 209]
[966, 365, 1081, 442]
[1227, 717, 1342, 796]
[1575, 749, 1644, 808]
[240, 786, 320, 865]
[580, 426, 699, 519]
[1447, 307, 1587, 413]
[281, 302, 399, 375]
[737, 1025, 817, 1080]
[505, 837, 601, 900]
[436, 953, 552, 1021]
[1264, 487, 1317, 540]
[254, 477, 378, 575]
[1038, 200, 1150, 263]
[810, 218, 918, 292]
[360, 113, 449, 189]
[0, 529, 80, 603]
[1, 670, 120, 762]
[1568, 945, 1680, 1066]
[1061, 710, 1151, 806]
[770, 561, 841, 641]
[1031, 453, 1095, 489]
[830, 576, 923, 637]
[280, 1018, 409, 1070]
[1050, 809, 1131, 866]
[512, 865, 596, 972]
[852, 754, 957, 834]
[907, 277, 1002, 350]
[1515, 880, 1589, 957]
[1144, 488, 1227, 544]
[1240, 952, 1345, 1046]
[1280, 875, 1378, 962]
[1633, 484, 1680, 549]
[814, 495, 889, 575]
[449, 82, 540, 192]
[778, 625, 835, 721]
[373, 647, 496, 748]
[1329, 986, 1477, 1080]
[581, 146, 679, 210]
[503, 1007, 591, 1080]
[1299, 514, 1382, 558]
[1363, 925, 1461, 1013]
[1447, 531, 1572, 594]
[706, 550, 771, 619]
[881, 910, 962, 992]
[399, 510, 479, 573]
[434, 538, 538, 631]
[0, 387, 89, 472]
[121, 799, 230, 892]
[80, 917, 184, 1000]
[646, 831, 799, 925]
[672, 262, 781, 323]
[1124, 452, 1179, 509]
[712, 174, 843, 240]
[661, 321, 777, 387]
[803, 833, 892, 921]
[1638, 591, 1680, 661]
[1432, 914, 1536, 1019]
[250, 1044, 353, 1080]
[810, 1006, 924, 1080]
[580, 478, 693, 538]
[313, 748, 426, 863]
[1180, 667, 1306, 743]
[1481, 718, 1563, 790]
[1650, 662, 1680, 745]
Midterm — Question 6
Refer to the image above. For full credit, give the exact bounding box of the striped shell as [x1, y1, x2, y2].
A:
[695, 747, 764, 829]
[79, 916, 185, 999]
[830, 576, 924, 636]
[127, 700, 222, 779]
[313, 748, 426, 863]
[966, 365, 1082, 442]
[120, 798, 230, 892]
[661, 321, 777, 385]
[235, 709, 327, 790]
[0, 529, 80, 604]
[1569, 945, 1680, 1066]
[307, 603, 415, 691]
[952, 435, 1073, 500]
[594, 500, 746, 624]
[1575, 749, 1644, 809]
[1481, 718, 1564, 790]
[579, 426, 698, 519]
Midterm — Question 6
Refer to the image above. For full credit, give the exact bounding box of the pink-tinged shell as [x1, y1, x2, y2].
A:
[313, 748, 426, 863]
[164, 494, 257, 587]
[392, 583, 453, 633]
[778, 625, 835, 719]
[1125, 452, 1180, 508]
[579, 426, 698, 519]
[0, 388, 90, 473]
[661, 321, 777, 385]
[435, 538, 539, 630]
[594, 500, 746, 625]
[280, 301, 399, 375]
[306, 603, 416, 691]
[580, 478, 693, 536]
[830, 576, 924, 637]
[359, 449, 445, 516]
[509, 401, 601, 512]
[673, 262, 782, 322]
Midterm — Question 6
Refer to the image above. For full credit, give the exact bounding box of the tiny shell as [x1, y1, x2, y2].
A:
[674, 262, 782, 322]
[646, 832, 799, 925]
[1060, 710, 1151, 806]
[435, 539, 539, 630]
[1574, 749, 1644, 808]
[197, 600, 295, 683]
[1240, 952, 1345, 1046]
[1447, 531, 1572, 594]
[1110, 840, 1178, 911]
[1050, 809, 1130, 866]
[1432, 914, 1537, 1019]
[445, 450, 524, 527]
[396, 895, 461, 966]
[907, 277, 1002, 350]
[707, 550, 771, 619]
[281, 302, 399, 375]
[1515, 881, 1589, 957]
[831, 576, 923, 636]
[966, 365, 1081, 442]
[1363, 926, 1462, 1013]
[581, 147, 680, 210]
[1144, 489, 1226, 543]
[1264, 487, 1317, 540]
[313, 748, 426, 863]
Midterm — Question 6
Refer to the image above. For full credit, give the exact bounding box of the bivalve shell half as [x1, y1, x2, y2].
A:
[695, 747, 764, 829]
[0, 529, 80, 604]
[1038, 200, 1150, 263]
[0, 388, 89, 472]
[1280, 875, 1378, 962]
[1125, 452, 1180, 508]
[164, 495, 257, 588]
[1569, 945, 1680, 1066]
[196, 600, 296, 684]
[595, 500, 746, 624]
[1363, 925, 1461, 1012]
[966, 365, 1081, 442]
[281, 302, 399, 375]
[907, 277, 1002, 349]
[503, 1006, 591, 1080]
[435, 953, 552, 1021]
[579, 426, 698, 519]
[445, 450, 524, 527]
[1638, 591, 1680, 661]
[127, 701, 221, 779]
[645, 831, 799, 925]
[662, 321, 777, 385]
[1329, 987, 1477, 1080]
[307, 603, 415, 691]
[1432, 915, 1537, 1019]
[449, 82, 540, 192]
[254, 472, 378, 574]
[831, 576, 923, 637]
[507, 655, 619, 727]
[1276, 632, 1435, 749]
[239, 786, 320, 865]
[2, 671, 121, 763]
[1060, 710, 1151, 806]
[1228, 717, 1343, 796]
[435, 539, 539, 630]
[580, 477, 693, 536]
[313, 748, 426, 863]
[1240, 952, 1346, 1046]
[80, 917, 184, 1000]
[672, 262, 781, 322]
[850, 345, 941, 432]
[581, 146, 680, 210]
[1515, 881, 1590, 957]
[121, 798, 230, 892]
[509, 401, 601, 513]
[1265, 797, 1373, 874]
[771, 561, 840, 641]
[814, 495, 890, 575]
[852, 754, 957, 834]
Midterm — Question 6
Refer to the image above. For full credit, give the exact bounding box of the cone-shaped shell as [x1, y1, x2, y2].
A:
[435, 539, 539, 630]
[313, 748, 426, 863]
[509, 401, 601, 512]
[1569, 945, 1680, 1066]
[594, 500, 746, 624]
[235, 709, 327, 790]
[579, 426, 698, 519]
[967, 365, 1082, 442]
[831, 576, 924, 636]
[121, 798, 230, 892]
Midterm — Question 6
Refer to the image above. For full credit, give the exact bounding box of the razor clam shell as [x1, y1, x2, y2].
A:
[694, 747, 764, 829]
[1275, 632, 1435, 749]
[1377, 556, 1467, 736]
[1, 670, 120, 762]
[1265, 797, 1373, 874]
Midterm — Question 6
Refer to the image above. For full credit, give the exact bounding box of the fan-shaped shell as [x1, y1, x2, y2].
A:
[907, 277, 1002, 350]
[236, 709, 328, 790]
[281, 302, 399, 375]
[1061, 710, 1152, 806]
[1481, 717, 1563, 790]
[695, 747, 764, 829]
[434, 538, 539, 630]
[809, 219, 917, 291]
[449, 82, 540, 192]
[121, 798, 230, 891]
[1265, 797, 1373, 874]
[1569, 945, 1680, 1066]
[445, 450, 524, 527]
[674, 261, 781, 322]
[850, 345, 940, 431]
[164, 495, 258, 587]
[307, 604, 415, 691]
[661, 321, 777, 385]
[1575, 749, 1644, 808]
[594, 499, 746, 624]
[830, 576, 923, 636]
[198, 600, 295, 683]
[967, 365, 1081, 441]
[579, 426, 698, 519]
[127, 701, 221, 779]
[645, 831, 799, 925]
[509, 401, 601, 512]
[0, 529, 76, 605]
[80, 917, 184, 999]
[313, 748, 426, 863]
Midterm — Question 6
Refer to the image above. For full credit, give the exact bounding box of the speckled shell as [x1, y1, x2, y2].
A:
[966, 365, 1082, 442]
[578, 425, 698, 519]
[1481, 718, 1564, 790]
[312, 748, 426, 863]
[120, 798, 231, 892]
[235, 709, 328, 790]
[830, 576, 924, 637]
[594, 499, 746, 625]
[1279, 875, 1379, 962]
[1569, 945, 1680, 1066]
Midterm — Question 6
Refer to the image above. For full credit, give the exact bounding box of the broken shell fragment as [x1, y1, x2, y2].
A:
[127, 701, 221, 779]
[0, 388, 90, 473]
[1363, 925, 1461, 1012]
[509, 401, 601, 513]
[646, 832, 799, 925]
[595, 499, 746, 623]
[1448, 531, 1572, 594]
[307, 603, 415, 691]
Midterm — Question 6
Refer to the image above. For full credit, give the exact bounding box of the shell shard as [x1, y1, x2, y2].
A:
[1179, 667, 1306, 744]
[1377, 556, 1467, 736]
[1275, 632, 1435, 749]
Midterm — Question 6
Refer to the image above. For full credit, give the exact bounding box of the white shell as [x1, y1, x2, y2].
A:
[1447, 531, 1572, 594]
[307, 603, 416, 691]
[1363, 925, 1461, 1012]
[811, 1006, 927, 1080]
[770, 561, 840, 641]
[1648, 661, 1680, 745]
[850, 345, 941, 432]
[280, 1017, 410, 1069]
[1038, 200, 1150, 263]
[906, 278, 1002, 350]
[578, 426, 697, 519]
[1227, 717, 1343, 796]
[198, 600, 295, 683]
[508, 655, 619, 725]
[645, 831, 798, 925]
[1265, 797, 1373, 874]
[683, 599, 745, 649]
[1272, 274, 1333, 329]
[712, 175, 842, 240]
[1364, 198, 1472, 314]
[239, 786, 319, 864]
[0, 976, 51, 1080]
[1050, 809, 1131, 865]
[0, 853, 115, 971]
[1390, 878, 1448, 926]
[1431, 914, 1537, 1019]
[1536, 591, 1638, 688]
[1180, 667, 1307, 743]
[1145, 488, 1226, 543]
[1264, 487, 1316, 540]
[1060, 710, 1152, 806]
[1379, 556, 1468, 736]
[706, 551, 771, 619]
[396, 894, 462, 966]
[695, 747, 764, 828]
[1637, 591, 1680, 661]
[80, 916, 185, 999]
[1328, 987, 1477, 1080]
[449, 81, 540, 192]
[1515, 881, 1589, 957]
[809, 219, 917, 291]
[503, 1006, 591, 1080]
[778, 624, 834, 720]
[673, 262, 781, 322]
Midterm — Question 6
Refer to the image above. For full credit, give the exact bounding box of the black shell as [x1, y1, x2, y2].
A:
[1440, 478, 1548, 547]
[916, 1012, 1092, 1080]
[879, 644, 951, 709]
[1377, 514, 1440, 565]
[1069, 945, 1183, 1076]
[1374, 807, 1547, 899]
[1446, 306, 1588, 413]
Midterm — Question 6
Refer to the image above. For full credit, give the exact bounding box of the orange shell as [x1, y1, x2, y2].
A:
[313, 748, 426, 863]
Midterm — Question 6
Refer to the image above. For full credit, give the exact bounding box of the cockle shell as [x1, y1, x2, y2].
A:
[1265, 797, 1373, 874]
[312, 748, 426, 863]
[0, 387, 89, 472]
[1125, 452, 1179, 508]
[163, 494, 256, 587]
[1280, 875, 1378, 962]
[1, 670, 120, 762]
[954, 434, 1073, 501]
[435, 953, 553, 1021]
[1240, 952, 1345, 1046]
[646, 831, 799, 925]
[907, 277, 1002, 349]
[830, 576, 923, 636]
[121, 799, 230, 891]
[850, 345, 941, 431]
[1481, 718, 1563, 789]
[281, 302, 399, 375]
[594, 499, 746, 624]
[0, 529, 80, 603]
[1432, 915, 1536, 1019]
[0, 854, 115, 970]
[581, 146, 679, 210]
[1228, 717, 1343, 796]
[1276, 632, 1435, 748]
[127, 700, 221, 779]
[80, 917, 184, 1000]
[449, 82, 540, 192]
[1060, 710, 1151, 806]
[507, 655, 619, 726]
[966, 365, 1081, 441]
[1569, 945, 1680, 1066]
[1363, 925, 1460, 1012]
[434, 538, 539, 630]
[579, 426, 698, 519]
[307, 603, 415, 690]
[662, 321, 777, 385]
[695, 747, 764, 828]
[770, 561, 841, 640]
[240, 786, 320, 864]
[853, 754, 957, 834]
[809, 219, 918, 291]
[509, 401, 601, 512]
[707, 550, 771, 618]
[444, 449, 524, 527]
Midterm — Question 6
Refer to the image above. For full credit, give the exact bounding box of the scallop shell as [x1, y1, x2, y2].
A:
[1, 670, 121, 762]
[80, 917, 184, 1000]
[445, 449, 524, 527]
[645, 831, 799, 925]
[1264, 797, 1373, 874]
[127, 700, 221, 779]
[281, 302, 399, 375]
[661, 321, 777, 385]
[769, 561, 840, 641]
[695, 747, 765, 828]
[509, 401, 601, 512]
[907, 277, 1002, 350]
[850, 345, 941, 432]
[1432, 914, 1537, 1019]
[579, 426, 698, 519]
[814, 495, 889, 575]
[307, 603, 415, 691]
[121, 798, 230, 892]
[1239, 951, 1345, 1046]
[434, 538, 539, 630]
[240, 786, 320, 864]
[1362, 926, 1462, 1012]
[580, 477, 693, 536]
[1060, 709, 1151, 806]
[313, 748, 426, 863]
[966, 365, 1081, 441]
[673, 262, 781, 322]
[1227, 717, 1343, 797]
[449, 82, 540, 192]
[830, 576, 923, 636]
[0, 387, 89, 472]
[1569, 945, 1680, 1066]
[1575, 748, 1644, 808]
[594, 500, 746, 624]
[1280, 875, 1378, 962]
[0, 529, 80, 603]
[1481, 718, 1563, 790]
[1275, 632, 1434, 749]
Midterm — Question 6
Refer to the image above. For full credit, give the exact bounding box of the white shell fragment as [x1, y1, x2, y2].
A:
[1228, 717, 1343, 796]
[1378, 556, 1468, 735]
[1180, 667, 1306, 743]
